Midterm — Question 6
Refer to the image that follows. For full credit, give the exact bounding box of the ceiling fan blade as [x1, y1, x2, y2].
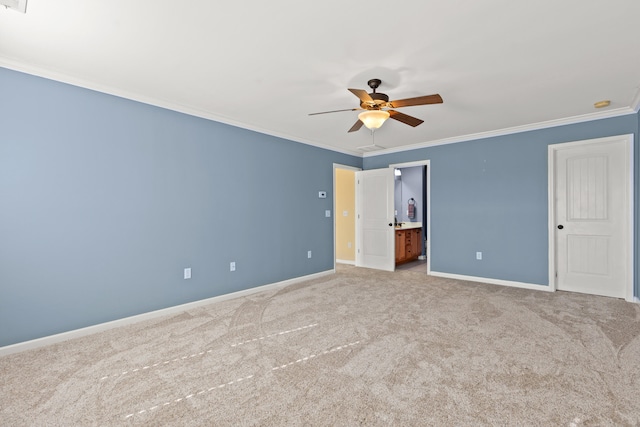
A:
[388, 94, 443, 108]
[348, 88, 374, 103]
[348, 119, 364, 133]
[308, 107, 361, 116]
[388, 110, 424, 127]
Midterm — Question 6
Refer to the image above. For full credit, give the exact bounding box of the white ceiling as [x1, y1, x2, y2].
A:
[1, 1, 639, 156]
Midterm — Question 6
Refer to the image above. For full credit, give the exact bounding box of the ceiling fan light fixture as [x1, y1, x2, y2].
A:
[358, 110, 390, 130]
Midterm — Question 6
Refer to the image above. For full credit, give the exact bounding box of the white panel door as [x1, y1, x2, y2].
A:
[555, 138, 630, 298]
[355, 168, 395, 271]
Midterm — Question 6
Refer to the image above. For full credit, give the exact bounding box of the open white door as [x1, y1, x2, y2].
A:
[355, 168, 395, 271]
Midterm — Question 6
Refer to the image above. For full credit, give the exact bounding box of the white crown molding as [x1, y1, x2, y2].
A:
[630, 86, 640, 112]
[364, 107, 637, 158]
[3, 58, 638, 161]
[0, 59, 363, 158]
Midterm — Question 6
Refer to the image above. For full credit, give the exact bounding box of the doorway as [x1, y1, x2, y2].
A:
[333, 164, 360, 268]
[341, 159, 431, 274]
[391, 160, 430, 273]
[548, 135, 634, 300]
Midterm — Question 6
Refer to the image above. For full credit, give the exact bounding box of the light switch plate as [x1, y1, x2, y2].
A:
[184, 268, 191, 279]
[325, 210, 331, 217]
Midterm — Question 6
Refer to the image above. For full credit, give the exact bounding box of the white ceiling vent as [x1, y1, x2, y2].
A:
[1, 0, 27, 13]
[357, 143, 386, 152]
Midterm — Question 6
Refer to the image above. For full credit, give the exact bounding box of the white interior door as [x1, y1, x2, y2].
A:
[355, 168, 395, 271]
[554, 137, 631, 299]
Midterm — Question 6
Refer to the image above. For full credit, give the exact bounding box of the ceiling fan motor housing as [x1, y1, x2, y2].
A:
[362, 92, 389, 109]
[361, 78, 389, 109]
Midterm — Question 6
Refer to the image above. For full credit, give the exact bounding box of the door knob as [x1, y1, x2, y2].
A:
[557, 225, 564, 229]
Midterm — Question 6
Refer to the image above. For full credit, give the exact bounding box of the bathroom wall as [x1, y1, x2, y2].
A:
[394, 166, 424, 223]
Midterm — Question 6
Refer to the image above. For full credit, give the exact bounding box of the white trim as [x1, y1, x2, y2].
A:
[364, 108, 637, 158]
[3, 58, 638, 160]
[547, 145, 557, 292]
[627, 138, 635, 302]
[389, 160, 430, 169]
[0, 270, 334, 357]
[336, 259, 355, 265]
[548, 134, 635, 301]
[630, 86, 640, 112]
[389, 160, 431, 274]
[430, 271, 552, 292]
[0, 59, 362, 157]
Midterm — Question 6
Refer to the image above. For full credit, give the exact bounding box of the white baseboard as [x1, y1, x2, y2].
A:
[336, 259, 355, 265]
[0, 270, 335, 357]
[429, 271, 551, 292]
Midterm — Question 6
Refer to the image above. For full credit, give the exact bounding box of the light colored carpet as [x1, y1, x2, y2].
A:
[1, 265, 639, 426]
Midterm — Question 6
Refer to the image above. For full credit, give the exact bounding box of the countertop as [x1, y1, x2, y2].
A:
[395, 222, 422, 230]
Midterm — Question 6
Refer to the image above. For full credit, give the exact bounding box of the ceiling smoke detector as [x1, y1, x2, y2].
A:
[0, 0, 27, 13]
[593, 100, 611, 109]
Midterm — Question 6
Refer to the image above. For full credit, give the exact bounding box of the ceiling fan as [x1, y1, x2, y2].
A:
[309, 79, 443, 133]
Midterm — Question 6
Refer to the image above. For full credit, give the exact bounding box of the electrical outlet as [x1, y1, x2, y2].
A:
[230, 262, 236, 272]
[476, 252, 482, 260]
[343, 210, 349, 217]
[184, 268, 191, 279]
[325, 210, 331, 217]
[307, 251, 312, 259]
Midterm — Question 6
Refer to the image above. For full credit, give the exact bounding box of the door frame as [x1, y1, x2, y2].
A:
[333, 163, 361, 271]
[389, 159, 431, 274]
[547, 134, 634, 301]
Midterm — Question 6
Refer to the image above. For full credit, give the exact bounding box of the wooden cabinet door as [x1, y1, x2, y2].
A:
[405, 230, 413, 260]
[395, 228, 422, 264]
[395, 231, 405, 262]
[411, 229, 421, 258]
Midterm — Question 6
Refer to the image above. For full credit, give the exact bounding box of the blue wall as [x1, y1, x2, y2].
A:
[2, 65, 638, 348]
[365, 113, 639, 294]
[0, 67, 362, 347]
